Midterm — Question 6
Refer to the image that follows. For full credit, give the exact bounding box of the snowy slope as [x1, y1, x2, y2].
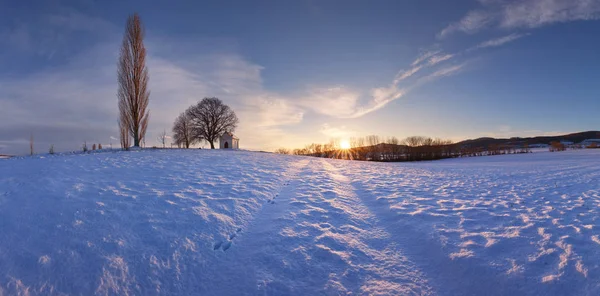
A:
[0, 149, 599, 295]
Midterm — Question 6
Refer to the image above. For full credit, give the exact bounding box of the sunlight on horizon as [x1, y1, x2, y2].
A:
[340, 140, 351, 150]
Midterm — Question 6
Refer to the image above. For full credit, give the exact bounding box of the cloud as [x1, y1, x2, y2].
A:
[143, 51, 309, 151]
[393, 51, 456, 84]
[419, 63, 468, 83]
[439, 10, 494, 37]
[299, 87, 362, 118]
[440, 0, 600, 37]
[298, 84, 406, 119]
[411, 50, 441, 66]
[298, 48, 465, 120]
[482, 125, 568, 138]
[500, 0, 600, 29]
[393, 65, 424, 83]
[319, 124, 356, 138]
[0, 8, 117, 58]
[473, 33, 528, 49]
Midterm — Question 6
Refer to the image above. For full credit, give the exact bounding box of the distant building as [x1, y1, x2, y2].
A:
[581, 139, 600, 147]
[560, 140, 574, 145]
[220, 132, 239, 149]
[529, 144, 549, 148]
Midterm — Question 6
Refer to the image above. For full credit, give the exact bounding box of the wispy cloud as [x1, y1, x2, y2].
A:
[439, 10, 493, 38]
[482, 125, 568, 138]
[300, 54, 467, 120]
[411, 50, 440, 66]
[440, 0, 600, 37]
[297, 76, 413, 119]
[474, 33, 529, 49]
[298, 86, 363, 118]
[393, 51, 455, 84]
[297, 45, 469, 119]
[319, 124, 356, 138]
[500, 0, 600, 29]
[393, 65, 424, 83]
[428, 54, 454, 66]
[419, 63, 468, 83]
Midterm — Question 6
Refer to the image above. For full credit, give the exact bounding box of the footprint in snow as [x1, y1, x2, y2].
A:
[214, 241, 223, 250]
[222, 241, 232, 251]
[214, 228, 243, 251]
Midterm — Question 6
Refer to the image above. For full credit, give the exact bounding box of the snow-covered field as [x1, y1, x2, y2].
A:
[1, 149, 599, 295]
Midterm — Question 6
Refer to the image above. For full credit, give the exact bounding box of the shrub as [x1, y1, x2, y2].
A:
[549, 141, 566, 152]
[92, 144, 97, 151]
[98, 143, 103, 150]
[274, 148, 290, 154]
[49, 145, 54, 155]
[83, 141, 88, 152]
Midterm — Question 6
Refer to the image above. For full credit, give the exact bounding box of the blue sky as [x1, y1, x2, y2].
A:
[1, 0, 600, 154]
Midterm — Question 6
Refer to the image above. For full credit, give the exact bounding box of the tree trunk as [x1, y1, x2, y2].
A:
[134, 131, 140, 147]
[210, 141, 215, 149]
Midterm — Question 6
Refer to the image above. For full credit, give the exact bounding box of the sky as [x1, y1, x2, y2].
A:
[1, 0, 600, 155]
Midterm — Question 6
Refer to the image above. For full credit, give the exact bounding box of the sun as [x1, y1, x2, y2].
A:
[340, 140, 351, 150]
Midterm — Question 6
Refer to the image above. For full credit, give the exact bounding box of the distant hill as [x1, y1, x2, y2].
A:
[457, 131, 600, 149]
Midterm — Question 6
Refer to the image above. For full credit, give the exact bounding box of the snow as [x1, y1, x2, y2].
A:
[1, 149, 600, 295]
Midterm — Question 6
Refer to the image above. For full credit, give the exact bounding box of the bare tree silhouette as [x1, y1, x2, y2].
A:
[29, 133, 34, 156]
[157, 130, 168, 148]
[118, 13, 150, 148]
[172, 112, 197, 148]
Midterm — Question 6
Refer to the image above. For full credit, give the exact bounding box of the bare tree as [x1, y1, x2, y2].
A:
[29, 133, 34, 156]
[172, 112, 196, 148]
[157, 130, 168, 148]
[119, 116, 131, 150]
[118, 13, 150, 148]
[186, 97, 238, 149]
[365, 135, 380, 160]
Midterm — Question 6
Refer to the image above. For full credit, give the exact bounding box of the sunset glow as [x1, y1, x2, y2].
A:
[340, 140, 351, 150]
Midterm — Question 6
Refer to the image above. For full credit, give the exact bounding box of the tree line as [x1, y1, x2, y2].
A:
[278, 135, 535, 162]
[277, 136, 458, 162]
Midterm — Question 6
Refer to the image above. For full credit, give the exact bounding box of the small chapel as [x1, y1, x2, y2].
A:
[219, 132, 239, 149]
